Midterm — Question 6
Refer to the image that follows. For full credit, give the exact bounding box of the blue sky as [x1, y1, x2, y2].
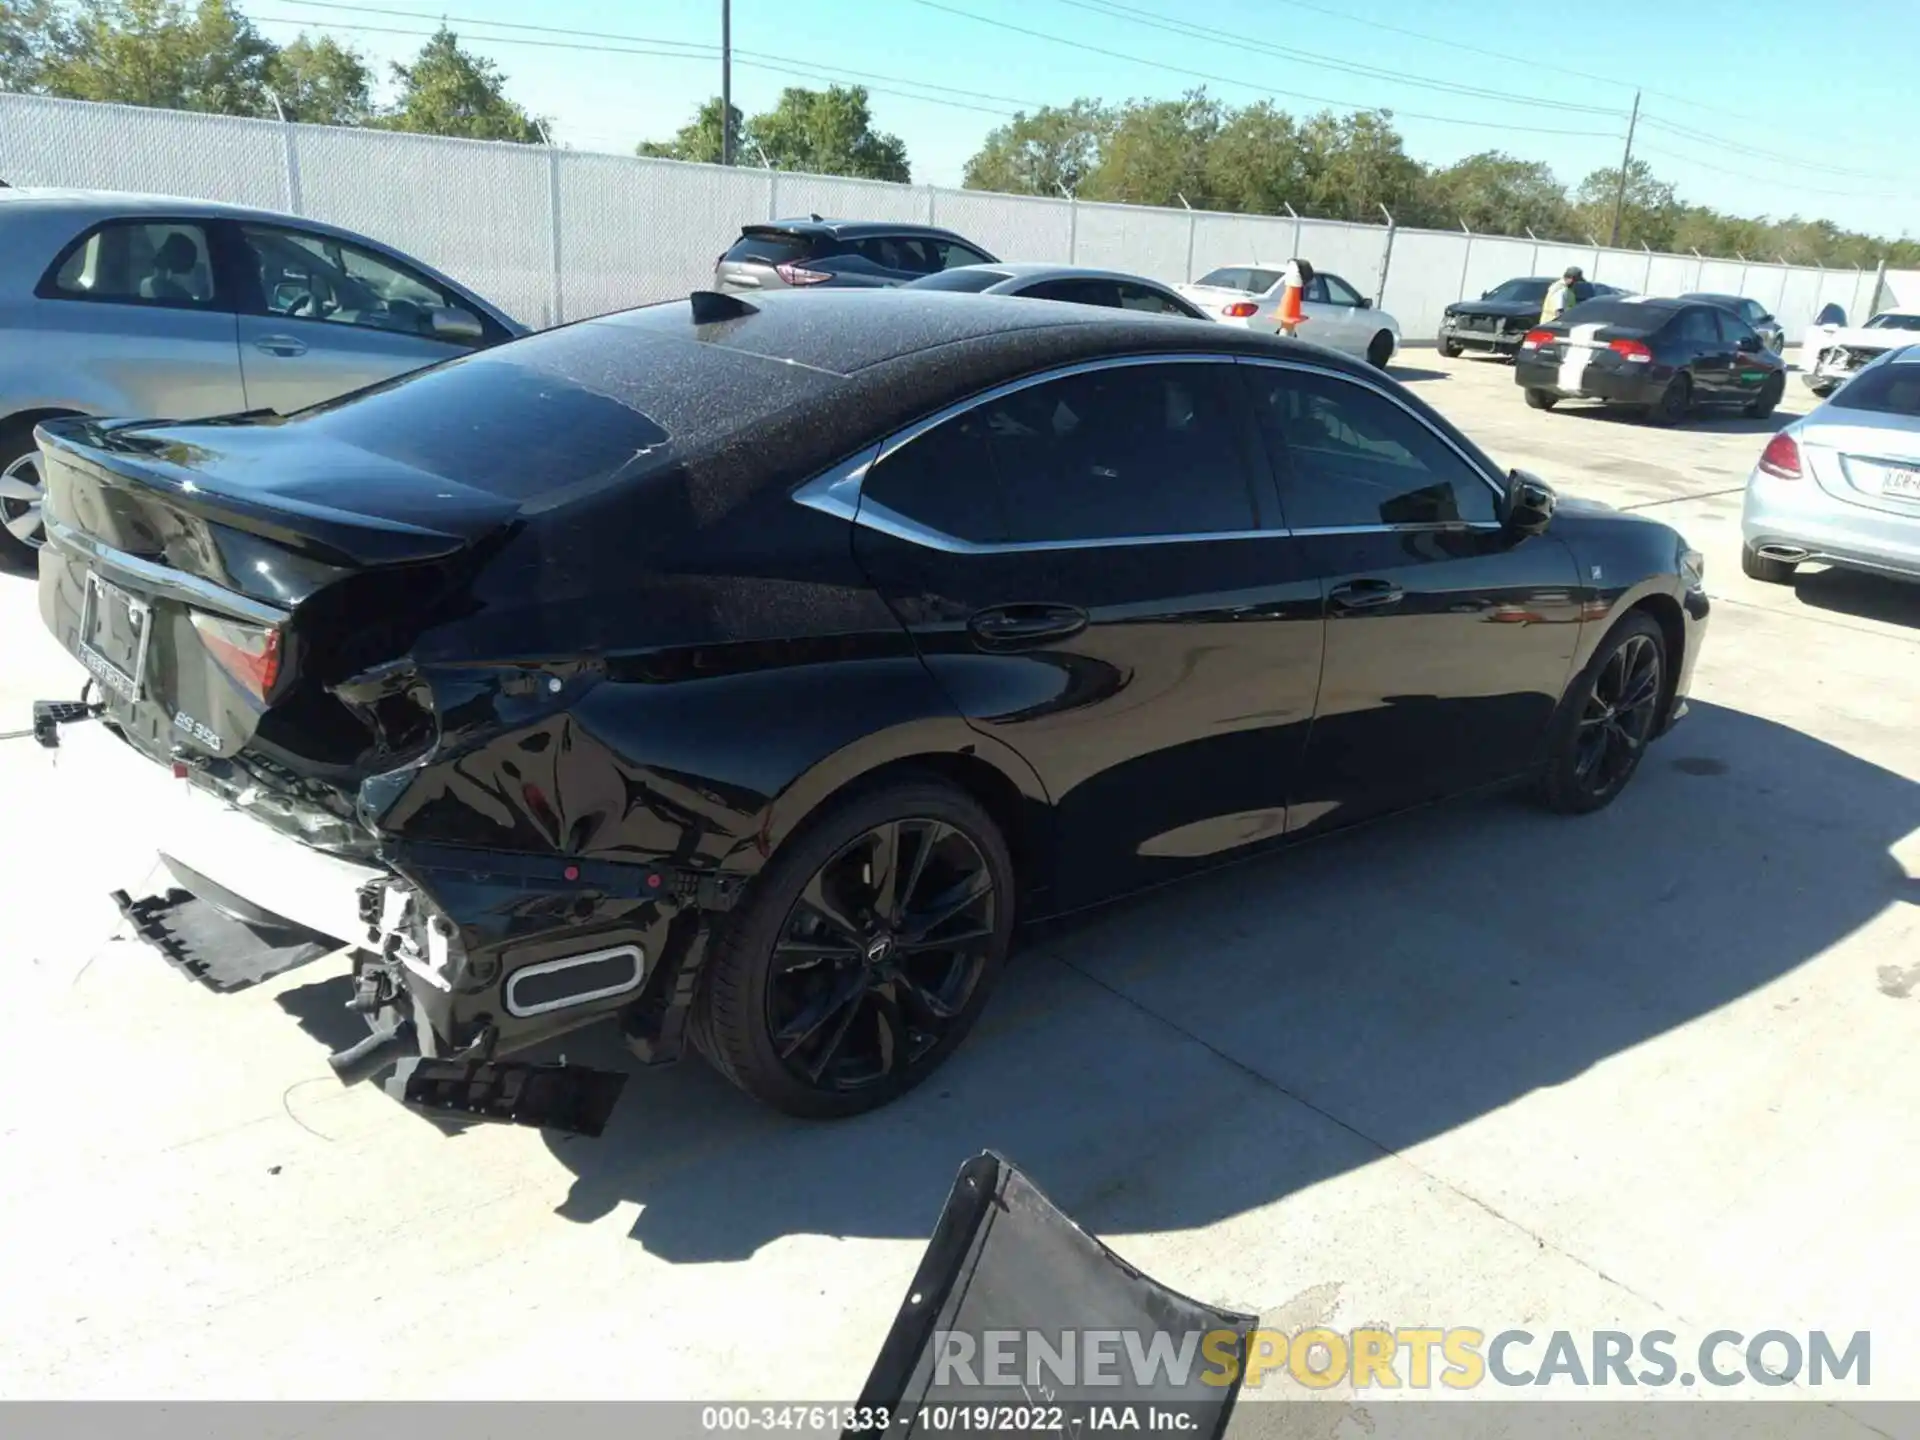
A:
[246, 0, 1918, 239]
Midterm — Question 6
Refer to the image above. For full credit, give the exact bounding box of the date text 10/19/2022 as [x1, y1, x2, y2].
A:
[700, 1405, 1204, 1432]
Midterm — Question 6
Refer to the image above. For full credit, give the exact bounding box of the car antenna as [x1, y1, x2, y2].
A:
[689, 290, 760, 324]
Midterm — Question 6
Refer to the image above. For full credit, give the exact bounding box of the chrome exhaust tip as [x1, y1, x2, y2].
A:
[1757, 544, 1811, 562]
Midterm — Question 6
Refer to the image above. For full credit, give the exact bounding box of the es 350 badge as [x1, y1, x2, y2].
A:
[173, 710, 221, 748]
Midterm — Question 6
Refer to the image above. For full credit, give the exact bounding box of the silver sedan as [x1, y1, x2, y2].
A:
[1741, 343, 1920, 585]
[902, 262, 1209, 319]
[0, 188, 524, 561]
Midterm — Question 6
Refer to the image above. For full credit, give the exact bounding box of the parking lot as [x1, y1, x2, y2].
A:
[0, 345, 1915, 1402]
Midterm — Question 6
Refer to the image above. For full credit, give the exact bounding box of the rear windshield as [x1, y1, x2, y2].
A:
[1829, 357, 1920, 415]
[907, 267, 1012, 292]
[1486, 278, 1550, 303]
[722, 230, 828, 266]
[278, 321, 834, 503]
[1194, 266, 1280, 294]
[1865, 313, 1920, 332]
[1558, 298, 1668, 329]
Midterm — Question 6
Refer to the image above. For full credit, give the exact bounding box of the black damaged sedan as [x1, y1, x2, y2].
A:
[35, 288, 1708, 1126]
[1515, 295, 1789, 424]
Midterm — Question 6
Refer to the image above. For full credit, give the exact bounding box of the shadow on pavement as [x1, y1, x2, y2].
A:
[1553, 405, 1806, 436]
[1792, 566, 1920, 629]
[1387, 365, 1450, 384]
[354, 700, 1913, 1263]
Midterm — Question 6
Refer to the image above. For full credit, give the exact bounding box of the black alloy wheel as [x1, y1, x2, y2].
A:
[1646, 374, 1691, 426]
[695, 780, 1013, 1117]
[1539, 613, 1667, 814]
[1745, 372, 1786, 419]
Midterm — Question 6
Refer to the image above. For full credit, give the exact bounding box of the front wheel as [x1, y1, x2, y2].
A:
[1439, 338, 1463, 359]
[1745, 372, 1786, 419]
[1524, 388, 1558, 410]
[1367, 331, 1395, 369]
[1538, 613, 1668, 815]
[694, 778, 1014, 1118]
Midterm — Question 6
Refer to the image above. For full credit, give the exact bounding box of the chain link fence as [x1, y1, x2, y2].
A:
[2, 91, 1908, 343]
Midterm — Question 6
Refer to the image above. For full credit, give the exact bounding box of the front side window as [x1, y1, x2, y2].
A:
[1022, 278, 1119, 308]
[1246, 367, 1498, 530]
[48, 220, 217, 307]
[1322, 274, 1365, 307]
[865, 363, 1257, 546]
[239, 224, 485, 344]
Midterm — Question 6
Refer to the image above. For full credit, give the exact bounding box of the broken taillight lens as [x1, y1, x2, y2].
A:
[191, 611, 283, 700]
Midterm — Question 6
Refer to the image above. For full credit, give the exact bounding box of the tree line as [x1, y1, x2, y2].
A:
[2, 0, 544, 140]
[5, 2, 1911, 268]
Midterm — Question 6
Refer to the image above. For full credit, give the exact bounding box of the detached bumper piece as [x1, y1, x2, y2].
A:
[385, 1056, 629, 1138]
[111, 884, 337, 992]
[848, 1152, 1256, 1440]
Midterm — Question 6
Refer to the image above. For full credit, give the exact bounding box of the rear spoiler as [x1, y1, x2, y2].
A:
[850, 1152, 1256, 1439]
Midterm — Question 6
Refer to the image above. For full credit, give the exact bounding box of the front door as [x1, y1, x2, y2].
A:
[1301, 273, 1370, 357]
[849, 357, 1325, 909]
[1239, 361, 1584, 835]
[230, 222, 490, 414]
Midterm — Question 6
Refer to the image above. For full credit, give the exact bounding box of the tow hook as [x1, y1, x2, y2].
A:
[7, 691, 104, 749]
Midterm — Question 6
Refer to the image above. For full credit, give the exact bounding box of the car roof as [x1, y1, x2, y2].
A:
[1681, 292, 1748, 305]
[747, 217, 981, 243]
[0, 186, 302, 224]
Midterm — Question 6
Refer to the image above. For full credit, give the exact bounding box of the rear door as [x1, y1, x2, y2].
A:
[1715, 311, 1774, 404]
[34, 216, 246, 420]
[848, 357, 1325, 907]
[1672, 306, 1732, 400]
[1240, 360, 1583, 833]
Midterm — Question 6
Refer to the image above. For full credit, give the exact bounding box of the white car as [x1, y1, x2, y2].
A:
[1802, 306, 1920, 397]
[1176, 262, 1401, 368]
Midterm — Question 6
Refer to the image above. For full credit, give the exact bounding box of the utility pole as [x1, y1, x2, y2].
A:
[1608, 89, 1641, 249]
[721, 0, 734, 166]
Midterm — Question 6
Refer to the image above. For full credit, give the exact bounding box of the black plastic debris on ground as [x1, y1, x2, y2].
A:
[385, 1057, 629, 1138]
[110, 886, 337, 992]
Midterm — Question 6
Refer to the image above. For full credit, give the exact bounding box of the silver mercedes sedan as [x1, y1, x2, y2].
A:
[0, 188, 524, 561]
[1741, 342, 1920, 585]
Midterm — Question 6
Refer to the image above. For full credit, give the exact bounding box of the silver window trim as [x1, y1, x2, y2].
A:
[791, 351, 1509, 553]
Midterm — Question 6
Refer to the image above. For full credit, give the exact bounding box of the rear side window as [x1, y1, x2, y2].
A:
[982, 363, 1254, 542]
[1672, 308, 1721, 346]
[1246, 367, 1498, 529]
[723, 230, 827, 266]
[862, 411, 1007, 543]
[1116, 283, 1198, 317]
[929, 239, 995, 270]
[46, 220, 218, 307]
[1022, 278, 1119, 308]
[1830, 358, 1920, 415]
[1195, 267, 1253, 292]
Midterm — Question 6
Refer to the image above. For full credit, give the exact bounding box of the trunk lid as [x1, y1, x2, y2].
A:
[1801, 414, 1920, 518]
[37, 415, 520, 781]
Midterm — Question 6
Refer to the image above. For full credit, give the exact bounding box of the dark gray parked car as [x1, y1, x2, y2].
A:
[0, 188, 523, 560]
[1681, 293, 1787, 356]
[714, 217, 999, 292]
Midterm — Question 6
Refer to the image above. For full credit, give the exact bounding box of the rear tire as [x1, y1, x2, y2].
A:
[695, 778, 1015, 1118]
[1745, 372, 1786, 419]
[1741, 543, 1797, 585]
[1524, 388, 1558, 411]
[1367, 331, 1394, 369]
[1645, 375, 1691, 426]
[0, 427, 48, 565]
[1538, 612, 1668, 815]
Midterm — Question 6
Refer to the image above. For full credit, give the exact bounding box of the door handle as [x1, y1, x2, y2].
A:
[966, 603, 1088, 650]
[1329, 579, 1405, 613]
[254, 334, 308, 357]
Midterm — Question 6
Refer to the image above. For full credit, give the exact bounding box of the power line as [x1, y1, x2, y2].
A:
[907, 0, 1622, 137]
[1638, 115, 1911, 187]
[1631, 141, 1910, 203]
[247, 10, 1032, 118]
[262, 0, 1051, 110]
[1040, 0, 1624, 117]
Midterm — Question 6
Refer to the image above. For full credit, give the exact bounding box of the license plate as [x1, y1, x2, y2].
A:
[1884, 467, 1920, 499]
[78, 571, 152, 702]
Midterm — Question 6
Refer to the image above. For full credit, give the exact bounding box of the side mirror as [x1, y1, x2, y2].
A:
[1504, 468, 1557, 537]
[432, 307, 486, 343]
[1359, 297, 1374, 310]
[1735, 334, 1760, 353]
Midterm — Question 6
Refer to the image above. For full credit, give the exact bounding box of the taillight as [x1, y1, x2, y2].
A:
[1222, 302, 1259, 318]
[1757, 432, 1802, 480]
[775, 262, 831, 286]
[1608, 338, 1653, 364]
[1520, 328, 1553, 350]
[191, 611, 283, 701]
